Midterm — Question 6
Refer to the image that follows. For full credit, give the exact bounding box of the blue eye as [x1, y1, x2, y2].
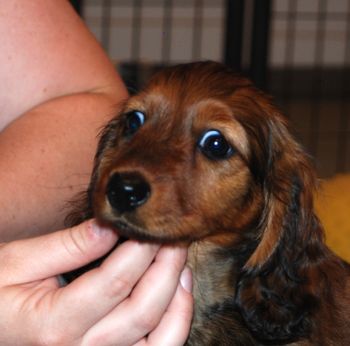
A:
[124, 110, 145, 137]
[198, 130, 234, 160]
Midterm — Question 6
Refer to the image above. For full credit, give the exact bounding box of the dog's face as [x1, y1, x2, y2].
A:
[90, 62, 268, 243]
[90, 62, 314, 256]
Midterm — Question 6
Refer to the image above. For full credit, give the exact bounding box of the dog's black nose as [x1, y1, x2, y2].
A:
[106, 172, 150, 213]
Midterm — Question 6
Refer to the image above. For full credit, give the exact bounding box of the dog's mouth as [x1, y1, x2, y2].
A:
[102, 216, 190, 244]
[113, 218, 161, 242]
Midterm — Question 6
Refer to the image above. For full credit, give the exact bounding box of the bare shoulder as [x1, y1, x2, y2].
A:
[0, 0, 126, 127]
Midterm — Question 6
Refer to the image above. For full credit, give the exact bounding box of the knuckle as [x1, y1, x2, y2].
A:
[61, 225, 89, 261]
[105, 273, 135, 299]
[135, 309, 159, 333]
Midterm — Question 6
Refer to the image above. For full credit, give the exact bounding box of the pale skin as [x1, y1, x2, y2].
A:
[0, 1, 193, 345]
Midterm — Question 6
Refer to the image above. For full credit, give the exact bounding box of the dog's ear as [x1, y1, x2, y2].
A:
[65, 116, 121, 227]
[234, 92, 324, 343]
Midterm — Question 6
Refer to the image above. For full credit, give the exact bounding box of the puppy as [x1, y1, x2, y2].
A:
[66, 61, 350, 345]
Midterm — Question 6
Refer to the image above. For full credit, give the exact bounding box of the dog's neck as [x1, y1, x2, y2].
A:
[188, 241, 231, 307]
[187, 236, 245, 325]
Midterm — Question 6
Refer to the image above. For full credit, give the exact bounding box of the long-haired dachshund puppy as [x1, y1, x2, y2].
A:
[65, 61, 350, 345]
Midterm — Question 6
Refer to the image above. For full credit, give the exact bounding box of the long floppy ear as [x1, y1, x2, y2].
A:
[65, 116, 121, 227]
[234, 92, 325, 343]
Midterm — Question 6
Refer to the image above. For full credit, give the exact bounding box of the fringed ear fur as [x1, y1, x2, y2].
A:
[235, 98, 325, 343]
[64, 116, 121, 228]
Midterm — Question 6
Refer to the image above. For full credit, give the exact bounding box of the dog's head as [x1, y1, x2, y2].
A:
[90, 60, 317, 242]
[86, 61, 325, 342]
[90, 62, 265, 242]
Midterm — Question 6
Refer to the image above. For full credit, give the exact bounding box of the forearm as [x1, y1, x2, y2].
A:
[0, 91, 127, 241]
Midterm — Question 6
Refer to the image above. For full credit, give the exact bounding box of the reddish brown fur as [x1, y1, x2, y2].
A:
[66, 62, 350, 345]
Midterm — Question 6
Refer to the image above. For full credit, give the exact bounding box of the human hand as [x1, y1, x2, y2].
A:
[0, 220, 193, 345]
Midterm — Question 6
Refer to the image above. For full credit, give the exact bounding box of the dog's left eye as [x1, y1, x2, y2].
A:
[123, 110, 145, 137]
[198, 130, 234, 160]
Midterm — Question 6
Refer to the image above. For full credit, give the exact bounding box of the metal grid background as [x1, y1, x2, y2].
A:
[74, 0, 350, 177]
[269, 0, 350, 177]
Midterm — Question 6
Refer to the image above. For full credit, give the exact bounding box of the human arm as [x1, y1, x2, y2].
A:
[0, 0, 128, 241]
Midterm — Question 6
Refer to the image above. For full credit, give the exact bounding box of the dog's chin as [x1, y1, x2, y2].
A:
[99, 217, 191, 244]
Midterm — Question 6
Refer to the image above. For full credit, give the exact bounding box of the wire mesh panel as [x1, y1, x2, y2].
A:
[83, 0, 225, 64]
[82, 0, 225, 92]
[269, 0, 350, 176]
[77, 0, 350, 177]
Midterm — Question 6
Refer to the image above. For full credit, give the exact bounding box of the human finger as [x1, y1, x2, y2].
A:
[0, 219, 118, 285]
[81, 245, 187, 346]
[53, 240, 160, 336]
[141, 266, 194, 346]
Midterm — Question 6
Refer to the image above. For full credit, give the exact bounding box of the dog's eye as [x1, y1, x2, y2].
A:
[123, 110, 145, 137]
[198, 130, 234, 160]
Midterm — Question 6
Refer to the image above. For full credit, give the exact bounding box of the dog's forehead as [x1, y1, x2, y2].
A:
[125, 63, 252, 117]
[125, 89, 250, 158]
[126, 92, 170, 114]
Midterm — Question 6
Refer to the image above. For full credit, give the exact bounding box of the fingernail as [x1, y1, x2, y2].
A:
[180, 266, 193, 293]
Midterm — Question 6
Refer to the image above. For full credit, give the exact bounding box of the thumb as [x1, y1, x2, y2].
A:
[0, 220, 118, 285]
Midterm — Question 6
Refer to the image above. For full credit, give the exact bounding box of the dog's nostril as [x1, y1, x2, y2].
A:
[106, 172, 151, 213]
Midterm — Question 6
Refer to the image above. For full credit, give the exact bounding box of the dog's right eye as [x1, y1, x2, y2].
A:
[123, 110, 145, 137]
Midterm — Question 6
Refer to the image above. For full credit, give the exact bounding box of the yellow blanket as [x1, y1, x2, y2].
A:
[315, 174, 350, 262]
